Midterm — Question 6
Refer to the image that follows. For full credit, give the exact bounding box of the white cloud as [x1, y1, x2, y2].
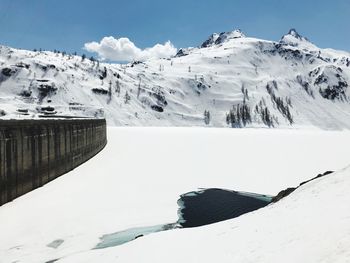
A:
[84, 36, 177, 62]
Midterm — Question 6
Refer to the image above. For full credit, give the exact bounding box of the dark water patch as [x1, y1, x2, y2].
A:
[178, 188, 272, 228]
[93, 187, 271, 249]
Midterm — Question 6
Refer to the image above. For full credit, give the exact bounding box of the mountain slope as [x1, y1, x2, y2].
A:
[0, 29, 350, 128]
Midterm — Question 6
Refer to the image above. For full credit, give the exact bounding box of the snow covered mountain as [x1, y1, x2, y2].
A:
[1, 28, 350, 129]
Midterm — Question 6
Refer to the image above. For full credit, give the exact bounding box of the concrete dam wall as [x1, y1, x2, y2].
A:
[0, 119, 107, 206]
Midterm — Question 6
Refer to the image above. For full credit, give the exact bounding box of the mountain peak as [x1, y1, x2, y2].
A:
[200, 29, 245, 48]
[288, 28, 303, 39]
[280, 28, 310, 46]
[200, 33, 220, 48]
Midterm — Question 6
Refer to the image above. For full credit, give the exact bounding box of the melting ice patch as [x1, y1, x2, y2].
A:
[95, 223, 177, 249]
[94, 188, 273, 249]
[47, 239, 64, 249]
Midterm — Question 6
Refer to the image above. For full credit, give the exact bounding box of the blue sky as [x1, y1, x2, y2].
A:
[0, 0, 349, 55]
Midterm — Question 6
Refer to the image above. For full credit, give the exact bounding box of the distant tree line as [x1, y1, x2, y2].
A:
[226, 100, 251, 127]
[266, 81, 293, 124]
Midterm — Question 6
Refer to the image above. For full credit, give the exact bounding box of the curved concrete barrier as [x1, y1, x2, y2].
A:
[0, 119, 107, 206]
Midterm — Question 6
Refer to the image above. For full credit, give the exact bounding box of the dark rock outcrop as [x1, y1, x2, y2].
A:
[151, 105, 164, 112]
[201, 33, 219, 48]
[92, 88, 108, 95]
[313, 66, 348, 101]
[175, 48, 190, 57]
[272, 170, 334, 203]
[1, 67, 17, 77]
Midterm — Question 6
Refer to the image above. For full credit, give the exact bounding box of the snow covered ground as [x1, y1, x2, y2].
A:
[0, 127, 350, 262]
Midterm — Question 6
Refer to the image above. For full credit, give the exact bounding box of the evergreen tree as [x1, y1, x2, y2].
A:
[204, 110, 211, 125]
[137, 78, 141, 98]
[124, 91, 131, 104]
[107, 81, 112, 104]
[115, 80, 121, 96]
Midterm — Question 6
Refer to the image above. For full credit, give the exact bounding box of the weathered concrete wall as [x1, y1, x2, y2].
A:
[0, 119, 107, 206]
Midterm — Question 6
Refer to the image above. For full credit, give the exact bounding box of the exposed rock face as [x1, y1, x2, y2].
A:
[200, 29, 245, 48]
[175, 48, 190, 57]
[299, 170, 334, 186]
[286, 28, 308, 41]
[214, 29, 246, 45]
[272, 187, 297, 203]
[1, 67, 17, 77]
[201, 33, 219, 48]
[151, 105, 164, 112]
[313, 66, 349, 100]
[279, 28, 311, 47]
[272, 171, 334, 203]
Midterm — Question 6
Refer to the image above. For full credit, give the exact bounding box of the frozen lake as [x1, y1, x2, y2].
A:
[1, 127, 350, 262]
